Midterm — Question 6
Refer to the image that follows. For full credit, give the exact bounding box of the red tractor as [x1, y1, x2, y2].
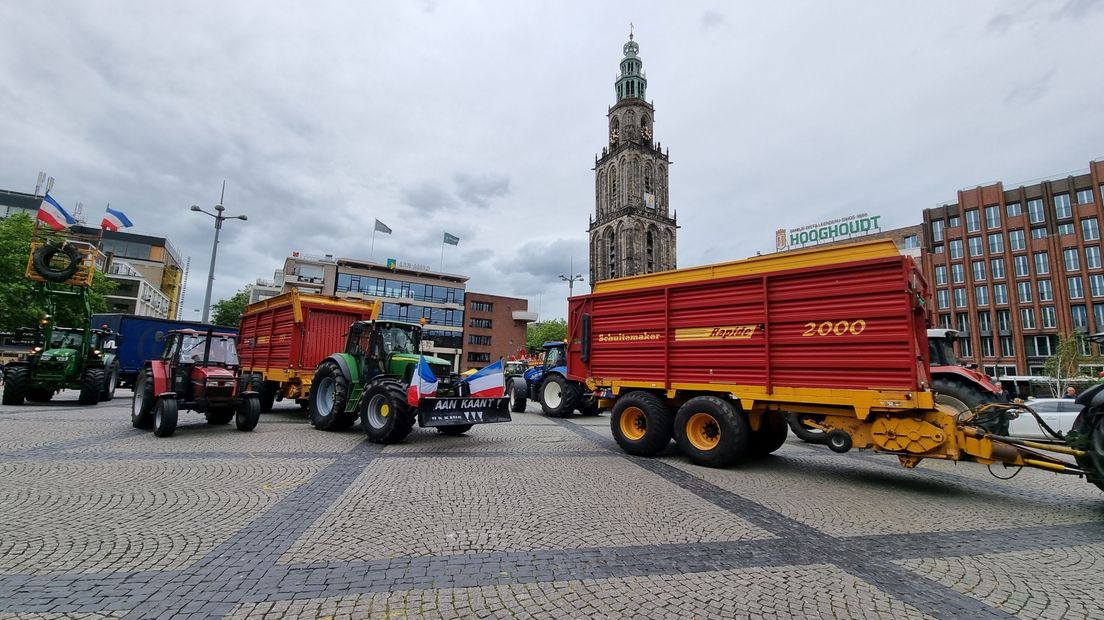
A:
[130, 328, 260, 438]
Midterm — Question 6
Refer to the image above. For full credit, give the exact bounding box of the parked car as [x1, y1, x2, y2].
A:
[1008, 398, 1081, 440]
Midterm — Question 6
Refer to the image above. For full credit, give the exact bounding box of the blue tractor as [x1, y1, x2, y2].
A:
[505, 341, 599, 417]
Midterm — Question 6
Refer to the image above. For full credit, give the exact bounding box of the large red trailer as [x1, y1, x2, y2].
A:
[566, 240, 1104, 491]
[237, 291, 381, 411]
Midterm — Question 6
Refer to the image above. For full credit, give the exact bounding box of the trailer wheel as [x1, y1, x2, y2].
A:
[507, 377, 527, 413]
[77, 368, 104, 406]
[360, 380, 415, 444]
[100, 364, 119, 402]
[539, 374, 577, 417]
[31, 242, 82, 282]
[205, 408, 234, 425]
[236, 396, 261, 432]
[932, 377, 992, 411]
[610, 391, 673, 456]
[2, 365, 29, 405]
[785, 412, 827, 444]
[259, 381, 277, 413]
[748, 413, 789, 457]
[131, 368, 155, 429]
[674, 396, 749, 468]
[152, 397, 178, 438]
[437, 424, 473, 436]
[26, 388, 54, 402]
[309, 362, 353, 431]
[577, 395, 601, 416]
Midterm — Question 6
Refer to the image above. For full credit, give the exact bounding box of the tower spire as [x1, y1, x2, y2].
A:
[629, 22, 634, 40]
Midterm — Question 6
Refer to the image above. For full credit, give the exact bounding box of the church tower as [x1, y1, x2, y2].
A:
[589, 32, 677, 286]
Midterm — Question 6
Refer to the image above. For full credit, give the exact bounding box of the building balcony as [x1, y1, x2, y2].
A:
[512, 310, 538, 323]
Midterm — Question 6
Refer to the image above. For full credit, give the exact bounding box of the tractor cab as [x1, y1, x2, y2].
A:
[344, 320, 450, 384]
[159, 329, 241, 403]
[927, 328, 962, 367]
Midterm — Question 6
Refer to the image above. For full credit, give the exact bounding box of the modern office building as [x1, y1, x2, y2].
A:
[461, 292, 537, 371]
[922, 160, 1104, 377]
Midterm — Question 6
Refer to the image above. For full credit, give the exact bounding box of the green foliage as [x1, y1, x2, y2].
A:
[526, 318, 567, 352]
[0, 215, 113, 332]
[211, 287, 251, 326]
[1042, 332, 1101, 397]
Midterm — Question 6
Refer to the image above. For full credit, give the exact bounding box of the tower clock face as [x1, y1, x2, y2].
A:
[642, 126, 651, 140]
[610, 129, 619, 142]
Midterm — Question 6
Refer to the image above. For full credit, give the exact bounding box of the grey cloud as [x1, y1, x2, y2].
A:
[400, 181, 458, 213]
[700, 10, 726, 30]
[453, 173, 510, 209]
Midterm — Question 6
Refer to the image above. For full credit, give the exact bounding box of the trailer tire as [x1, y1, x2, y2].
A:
[748, 413, 789, 457]
[785, 412, 827, 444]
[360, 380, 415, 444]
[932, 377, 992, 412]
[100, 364, 119, 402]
[674, 396, 749, 468]
[1071, 407, 1104, 492]
[577, 395, 600, 416]
[131, 368, 155, 429]
[236, 396, 261, 431]
[309, 362, 353, 431]
[2, 365, 29, 405]
[78, 368, 104, 406]
[508, 378, 527, 413]
[152, 397, 178, 437]
[259, 381, 277, 413]
[539, 374, 577, 418]
[205, 408, 234, 425]
[26, 388, 54, 402]
[437, 424, 473, 436]
[610, 391, 673, 457]
[31, 242, 82, 282]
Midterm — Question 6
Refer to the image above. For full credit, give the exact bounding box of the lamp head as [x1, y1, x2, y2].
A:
[215, 204, 225, 212]
[237, 215, 248, 221]
[190, 205, 201, 211]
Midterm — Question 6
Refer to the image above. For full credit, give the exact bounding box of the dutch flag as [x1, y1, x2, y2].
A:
[460, 359, 505, 398]
[101, 206, 133, 232]
[407, 355, 439, 406]
[36, 194, 76, 231]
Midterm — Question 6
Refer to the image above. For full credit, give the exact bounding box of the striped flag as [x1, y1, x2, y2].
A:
[37, 194, 76, 231]
[101, 206, 134, 232]
[460, 359, 505, 397]
[406, 356, 439, 406]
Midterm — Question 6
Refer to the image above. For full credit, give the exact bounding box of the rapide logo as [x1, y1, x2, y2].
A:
[597, 332, 661, 343]
[674, 325, 759, 342]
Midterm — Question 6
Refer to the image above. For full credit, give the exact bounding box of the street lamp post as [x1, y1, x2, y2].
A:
[191, 196, 247, 323]
[558, 257, 584, 298]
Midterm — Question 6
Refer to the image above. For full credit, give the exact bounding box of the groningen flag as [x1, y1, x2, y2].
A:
[443, 232, 460, 246]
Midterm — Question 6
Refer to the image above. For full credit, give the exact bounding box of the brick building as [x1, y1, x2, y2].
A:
[461, 292, 536, 371]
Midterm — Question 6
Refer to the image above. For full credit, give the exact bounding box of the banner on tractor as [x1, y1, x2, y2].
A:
[417, 397, 511, 427]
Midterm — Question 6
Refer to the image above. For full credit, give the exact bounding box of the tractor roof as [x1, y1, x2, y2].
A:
[170, 329, 238, 339]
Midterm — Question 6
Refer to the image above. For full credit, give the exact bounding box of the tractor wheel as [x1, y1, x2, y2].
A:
[298, 400, 309, 411]
[747, 413, 789, 457]
[932, 377, 993, 412]
[674, 396, 750, 468]
[31, 242, 82, 282]
[360, 380, 416, 444]
[131, 368, 155, 429]
[610, 391, 674, 457]
[26, 388, 54, 402]
[205, 408, 234, 425]
[2, 366, 29, 406]
[100, 364, 119, 402]
[259, 381, 277, 413]
[507, 378, 527, 413]
[1071, 407, 1104, 492]
[785, 412, 827, 445]
[236, 396, 261, 432]
[78, 368, 104, 406]
[539, 374, 578, 418]
[309, 362, 355, 431]
[577, 395, 601, 416]
[152, 397, 178, 438]
[437, 424, 473, 436]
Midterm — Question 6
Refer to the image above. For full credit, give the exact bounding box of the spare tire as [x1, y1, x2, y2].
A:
[32, 242, 82, 282]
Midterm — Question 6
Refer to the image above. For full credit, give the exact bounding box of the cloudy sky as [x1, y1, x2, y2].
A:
[2, 1, 1103, 320]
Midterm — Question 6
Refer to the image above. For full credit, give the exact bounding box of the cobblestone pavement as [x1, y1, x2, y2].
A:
[1, 392, 1102, 619]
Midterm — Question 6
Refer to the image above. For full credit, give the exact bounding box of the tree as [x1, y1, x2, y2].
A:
[211, 287, 251, 326]
[0, 214, 114, 333]
[527, 318, 567, 352]
[1043, 332, 1101, 397]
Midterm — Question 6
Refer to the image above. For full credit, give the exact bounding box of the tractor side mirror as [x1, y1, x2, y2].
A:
[155, 331, 165, 343]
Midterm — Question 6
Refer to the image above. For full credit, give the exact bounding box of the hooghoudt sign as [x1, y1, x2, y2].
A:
[776, 213, 882, 250]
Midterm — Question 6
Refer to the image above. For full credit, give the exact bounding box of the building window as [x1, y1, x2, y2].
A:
[470, 301, 494, 312]
[1031, 335, 1055, 357]
[1091, 274, 1104, 298]
[978, 311, 992, 333]
[1027, 198, 1045, 224]
[965, 209, 980, 233]
[1014, 255, 1030, 277]
[1064, 248, 1081, 271]
[1041, 306, 1057, 329]
[936, 289, 950, 309]
[1008, 229, 1025, 251]
[1034, 251, 1049, 275]
[1037, 279, 1053, 302]
[468, 334, 492, 345]
[954, 288, 967, 308]
[1083, 218, 1100, 241]
[1021, 308, 1036, 329]
[1054, 194, 1072, 219]
[1095, 303, 1104, 330]
[993, 284, 1009, 305]
[933, 244, 944, 254]
[971, 261, 986, 281]
[951, 263, 965, 283]
[1031, 227, 1048, 239]
[986, 233, 1003, 254]
[939, 313, 951, 329]
[956, 313, 971, 335]
[949, 239, 963, 260]
[934, 265, 947, 285]
[1017, 281, 1032, 303]
[469, 318, 493, 329]
[1087, 246, 1101, 270]
[949, 215, 961, 228]
[959, 335, 972, 358]
[902, 234, 920, 249]
[1000, 337, 1015, 358]
[1057, 223, 1074, 236]
[997, 309, 1011, 332]
[975, 285, 989, 307]
[985, 205, 1001, 229]
[467, 352, 491, 363]
[1072, 305, 1089, 329]
[931, 219, 944, 242]
[990, 258, 1006, 279]
[1006, 202, 1023, 217]
[1069, 277, 1085, 299]
[981, 337, 994, 357]
[1077, 189, 1094, 205]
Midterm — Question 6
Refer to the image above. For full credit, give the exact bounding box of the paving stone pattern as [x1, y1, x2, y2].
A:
[0, 392, 1102, 619]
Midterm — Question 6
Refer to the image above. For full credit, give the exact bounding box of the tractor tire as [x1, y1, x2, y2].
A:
[309, 362, 356, 431]
[507, 377, 527, 413]
[26, 388, 55, 402]
[359, 380, 416, 444]
[2, 365, 29, 406]
[1071, 407, 1104, 492]
[31, 242, 82, 282]
[236, 396, 261, 432]
[577, 395, 601, 416]
[100, 364, 119, 402]
[785, 412, 827, 445]
[131, 368, 155, 429]
[932, 377, 993, 412]
[747, 413, 789, 457]
[205, 408, 234, 425]
[610, 391, 674, 457]
[152, 397, 178, 438]
[539, 374, 578, 418]
[674, 396, 750, 468]
[78, 368, 104, 406]
[258, 381, 278, 413]
[437, 424, 473, 436]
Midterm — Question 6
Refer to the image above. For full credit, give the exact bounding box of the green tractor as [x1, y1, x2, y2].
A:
[1, 318, 116, 406]
[308, 319, 511, 443]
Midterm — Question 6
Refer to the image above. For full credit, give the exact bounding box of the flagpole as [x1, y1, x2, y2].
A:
[440, 239, 445, 271]
[371, 229, 376, 259]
